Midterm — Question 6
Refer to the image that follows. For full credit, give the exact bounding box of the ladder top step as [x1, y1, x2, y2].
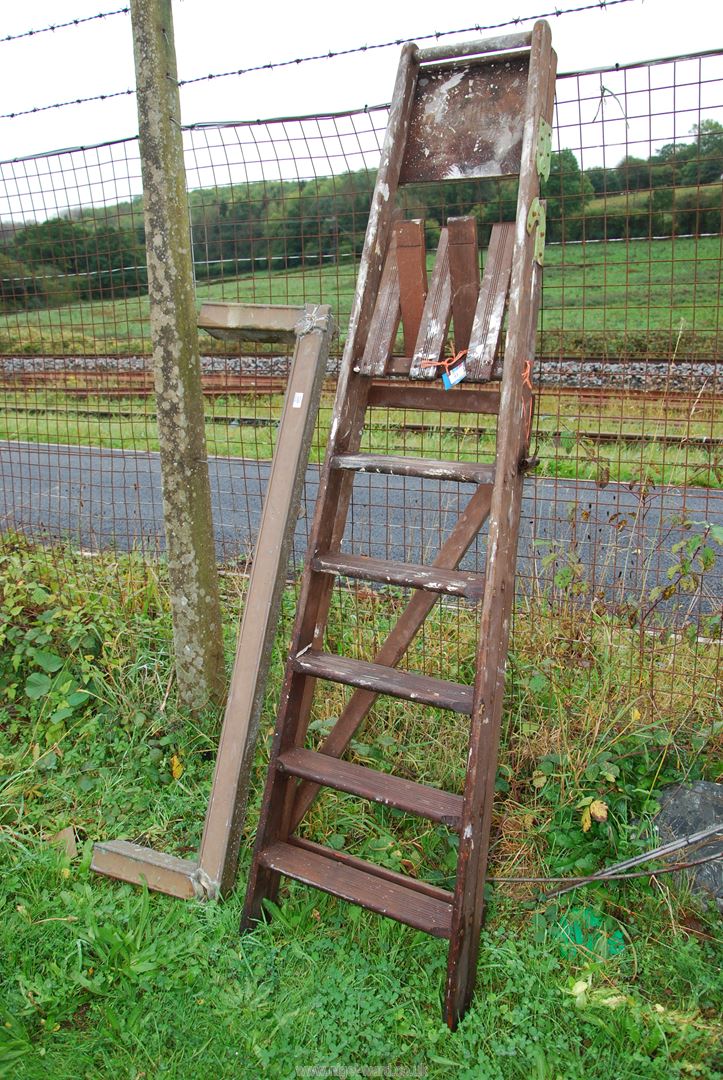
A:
[312, 553, 485, 600]
[278, 748, 463, 828]
[292, 651, 474, 714]
[259, 841, 453, 938]
[331, 453, 495, 485]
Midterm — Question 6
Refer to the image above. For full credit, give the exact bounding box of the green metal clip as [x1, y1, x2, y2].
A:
[536, 117, 552, 184]
[526, 198, 547, 266]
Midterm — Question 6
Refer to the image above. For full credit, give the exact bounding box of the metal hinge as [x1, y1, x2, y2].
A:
[536, 117, 552, 183]
[526, 198, 547, 266]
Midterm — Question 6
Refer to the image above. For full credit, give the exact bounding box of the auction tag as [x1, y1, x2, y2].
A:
[442, 360, 467, 390]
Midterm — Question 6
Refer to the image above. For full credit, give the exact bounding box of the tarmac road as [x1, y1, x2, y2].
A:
[1, 439, 721, 615]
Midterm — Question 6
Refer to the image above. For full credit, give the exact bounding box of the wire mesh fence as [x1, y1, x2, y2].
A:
[0, 49, 721, 721]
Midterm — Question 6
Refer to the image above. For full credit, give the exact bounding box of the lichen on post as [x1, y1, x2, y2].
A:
[130, 0, 225, 709]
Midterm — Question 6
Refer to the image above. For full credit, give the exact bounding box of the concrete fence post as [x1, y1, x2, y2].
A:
[130, 0, 225, 709]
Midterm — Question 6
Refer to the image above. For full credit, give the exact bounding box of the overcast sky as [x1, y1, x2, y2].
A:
[0, 0, 719, 163]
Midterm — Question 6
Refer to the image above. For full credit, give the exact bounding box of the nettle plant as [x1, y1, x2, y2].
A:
[0, 541, 160, 745]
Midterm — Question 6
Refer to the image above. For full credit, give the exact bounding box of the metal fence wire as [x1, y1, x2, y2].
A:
[0, 49, 721, 719]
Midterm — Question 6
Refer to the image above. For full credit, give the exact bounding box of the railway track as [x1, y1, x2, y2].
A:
[0, 367, 719, 409]
[1, 401, 719, 450]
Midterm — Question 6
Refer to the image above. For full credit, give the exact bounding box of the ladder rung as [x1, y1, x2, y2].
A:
[292, 652, 473, 714]
[312, 552, 485, 600]
[278, 748, 463, 828]
[259, 841, 453, 938]
[331, 453, 495, 485]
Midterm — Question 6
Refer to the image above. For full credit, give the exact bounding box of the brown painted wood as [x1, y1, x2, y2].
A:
[242, 26, 556, 1034]
[242, 43, 422, 931]
[259, 842, 453, 937]
[292, 652, 474, 714]
[332, 453, 495, 485]
[367, 383, 500, 414]
[385, 354, 502, 379]
[466, 223, 516, 380]
[396, 219, 428, 355]
[92, 302, 334, 902]
[359, 229, 400, 377]
[196, 306, 335, 898]
[290, 836, 454, 903]
[290, 483, 493, 830]
[445, 20, 557, 1031]
[447, 217, 480, 353]
[417, 31, 532, 63]
[197, 301, 302, 344]
[409, 228, 451, 379]
[312, 552, 485, 600]
[400, 56, 529, 183]
[278, 748, 463, 827]
[91, 841, 199, 899]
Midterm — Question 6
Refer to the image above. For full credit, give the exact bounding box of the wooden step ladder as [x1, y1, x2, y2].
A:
[241, 22, 556, 1029]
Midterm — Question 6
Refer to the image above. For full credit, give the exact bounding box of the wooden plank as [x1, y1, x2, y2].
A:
[447, 217, 480, 353]
[331, 452, 495, 485]
[312, 552, 485, 600]
[466, 223, 515, 380]
[445, 20, 557, 1031]
[91, 841, 198, 899]
[259, 842, 453, 937]
[396, 219, 428, 355]
[417, 30, 532, 62]
[197, 301, 301, 344]
[292, 652, 474, 714]
[359, 231, 400, 377]
[291, 836, 453, 902]
[290, 483, 493, 830]
[409, 228, 451, 379]
[368, 382, 500, 414]
[278, 748, 463, 827]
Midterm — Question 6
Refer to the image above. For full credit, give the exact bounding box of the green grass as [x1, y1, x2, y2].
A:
[0, 235, 721, 357]
[1, 537, 721, 1077]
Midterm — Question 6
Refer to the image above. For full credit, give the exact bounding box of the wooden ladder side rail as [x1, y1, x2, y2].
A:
[359, 220, 401, 377]
[409, 227, 452, 379]
[91, 302, 335, 900]
[359, 217, 428, 377]
[444, 20, 557, 1029]
[447, 216, 481, 354]
[465, 223, 516, 381]
[242, 44, 422, 927]
[396, 220, 428, 357]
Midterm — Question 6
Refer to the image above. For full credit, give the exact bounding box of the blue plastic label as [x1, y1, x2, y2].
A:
[442, 360, 467, 390]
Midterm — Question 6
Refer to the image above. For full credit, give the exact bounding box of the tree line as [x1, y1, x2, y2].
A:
[1, 122, 721, 312]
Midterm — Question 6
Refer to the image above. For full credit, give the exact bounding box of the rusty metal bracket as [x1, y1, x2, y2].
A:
[536, 116, 552, 183]
[526, 197, 547, 266]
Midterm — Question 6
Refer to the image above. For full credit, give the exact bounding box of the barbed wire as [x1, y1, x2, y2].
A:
[0, 0, 637, 121]
[1, 7, 129, 46]
[1, 88, 136, 121]
[178, 0, 637, 88]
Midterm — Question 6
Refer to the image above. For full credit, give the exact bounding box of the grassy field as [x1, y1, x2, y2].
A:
[0, 235, 721, 357]
[0, 538, 721, 1077]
